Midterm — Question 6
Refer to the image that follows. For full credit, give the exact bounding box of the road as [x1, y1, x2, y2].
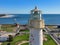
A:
[0, 27, 60, 45]
[45, 27, 60, 45]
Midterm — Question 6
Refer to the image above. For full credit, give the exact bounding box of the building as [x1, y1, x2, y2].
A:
[29, 6, 45, 45]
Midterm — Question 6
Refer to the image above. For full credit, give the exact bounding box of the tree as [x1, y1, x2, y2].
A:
[7, 43, 10, 45]
[8, 35, 13, 42]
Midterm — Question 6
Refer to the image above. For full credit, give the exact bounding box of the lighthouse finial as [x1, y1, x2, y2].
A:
[35, 6, 37, 9]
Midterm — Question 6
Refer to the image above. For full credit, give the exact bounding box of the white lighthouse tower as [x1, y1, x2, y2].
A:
[29, 6, 45, 45]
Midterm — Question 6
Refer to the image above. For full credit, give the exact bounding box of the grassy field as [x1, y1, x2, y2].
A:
[2, 34, 57, 45]
[1, 24, 15, 32]
[2, 34, 29, 45]
[1, 25, 57, 45]
[20, 34, 57, 45]
[1, 24, 29, 32]
[43, 35, 57, 45]
[21, 43, 29, 45]
[1, 31, 57, 45]
[20, 29, 29, 32]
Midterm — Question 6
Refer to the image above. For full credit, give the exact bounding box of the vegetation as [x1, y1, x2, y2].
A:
[21, 43, 29, 45]
[7, 43, 10, 45]
[1, 24, 15, 32]
[43, 35, 57, 45]
[1, 25, 57, 45]
[7, 35, 13, 42]
[20, 34, 57, 45]
[1, 24, 29, 32]
[2, 34, 57, 45]
[2, 34, 29, 45]
[19, 34, 57, 45]
[20, 29, 29, 32]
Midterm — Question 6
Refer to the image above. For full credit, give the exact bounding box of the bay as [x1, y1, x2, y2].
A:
[0, 14, 60, 25]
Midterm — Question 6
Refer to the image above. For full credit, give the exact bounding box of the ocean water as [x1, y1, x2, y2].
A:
[0, 14, 60, 25]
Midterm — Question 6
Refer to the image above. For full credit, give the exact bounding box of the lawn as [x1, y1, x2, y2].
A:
[43, 35, 57, 45]
[2, 34, 29, 45]
[21, 43, 29, 45]
[21, 34, 57, 45]
[2, 34, 57, 45]
[20, 29, 29, 32]
[1, 24, 15, 32]
[1, 24, 57, 45]
[1, 24, 29, 32]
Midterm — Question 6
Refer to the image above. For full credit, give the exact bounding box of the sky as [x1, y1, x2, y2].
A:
[0, 0, 60, 14]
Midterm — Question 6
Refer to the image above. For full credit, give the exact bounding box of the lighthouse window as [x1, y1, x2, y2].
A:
[34, 11, 39, 15]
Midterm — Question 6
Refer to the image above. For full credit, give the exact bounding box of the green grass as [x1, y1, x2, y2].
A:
[1, 25, 15, 32]
[1, 25, 29, 32]
[21, 34, 57, 45]
[2, 34, 29, 45]
[1, 25, 57, 45]
[1, 27, 14, 32]
[20, 29, 29, 32]
[2, 34, 57, 45]
[17, 34, 57, 45]
[43, 35, 57, 45]
[21, 43, 29, 45]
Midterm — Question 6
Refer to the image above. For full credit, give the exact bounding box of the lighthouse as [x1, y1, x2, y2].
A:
[29, 6, 45, 45]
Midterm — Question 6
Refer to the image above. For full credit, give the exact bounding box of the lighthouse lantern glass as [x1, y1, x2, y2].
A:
[31, 7, 41, 20]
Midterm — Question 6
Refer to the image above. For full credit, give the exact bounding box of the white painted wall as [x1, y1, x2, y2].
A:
[29, 28, 43, 45]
